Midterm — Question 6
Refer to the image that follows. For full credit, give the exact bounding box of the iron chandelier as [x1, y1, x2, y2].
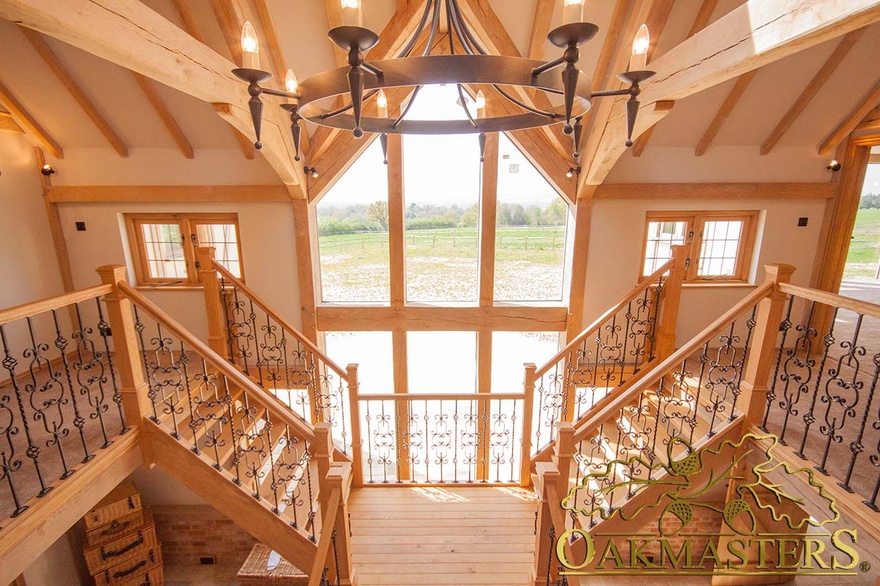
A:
[233, 0, 655, 163]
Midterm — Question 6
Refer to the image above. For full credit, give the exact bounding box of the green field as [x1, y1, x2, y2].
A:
[845, 208, 880, 279]
[318, 226, 566, 302]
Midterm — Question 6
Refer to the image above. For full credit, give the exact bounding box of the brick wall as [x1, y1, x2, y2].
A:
[150, 505, 257, 566]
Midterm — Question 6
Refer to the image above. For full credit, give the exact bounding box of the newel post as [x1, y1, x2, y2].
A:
[326, 462, 356, 586]
[314, 422, 335, 515]
[553, 422, 575, 498]
[739, 264, 796, 425]
[346, 363, 363, 487]
[654, 244, 688, 360]
[96, 265, 153, 464]
[532, 464, 561, 586]
[196, 247, 229, 359]
[520, 363, 537, 487]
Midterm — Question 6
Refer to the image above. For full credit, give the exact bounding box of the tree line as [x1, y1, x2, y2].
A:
[318, 200, 567, 236]
[860, 193, 880, 209]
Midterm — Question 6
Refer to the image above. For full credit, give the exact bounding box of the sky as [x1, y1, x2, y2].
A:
[864, 162, 880, 196]
[319, 84, 563, 208]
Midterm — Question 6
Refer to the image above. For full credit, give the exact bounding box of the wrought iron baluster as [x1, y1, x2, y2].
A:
[25, 315, 72, 480]
[96, 299, 127, 435]
[0, 325, 29, 514]
[843, 352, 880, 492]
[762, 296, 795, 431]
[779, 302, 821, 449]
[53, 307, 92, 461]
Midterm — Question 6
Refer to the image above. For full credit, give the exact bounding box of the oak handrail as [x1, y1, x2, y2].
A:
[571, 281, 774, 444]
[117, 281, 317, 444]
[779, 282, 880, 320]
[211, 260, 347, 377]
[0, 284, 113, 326]
[360, 392, 525, 401]
[535, 257, 674, 378]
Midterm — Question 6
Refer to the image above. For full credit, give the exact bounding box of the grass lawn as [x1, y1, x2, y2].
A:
[845, 208, 880, 280]
[318, 226, 566, 301]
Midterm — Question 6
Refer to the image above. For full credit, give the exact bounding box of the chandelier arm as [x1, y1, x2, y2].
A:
[531, 56, 565, 77]
[446, 0, 456, 55]
[319, 88, 381, 120]
[492, 85, 557, 119]
[391, 85, 423, 129]
[360, 61, 384, 80]
[422, 0, 443, 57]
[398, 0, 435, 58]
[446, 0, 479, 56]
[591, 88, 631, 98]
[448, 0, 488, 56]
[456, 83, 478, 128]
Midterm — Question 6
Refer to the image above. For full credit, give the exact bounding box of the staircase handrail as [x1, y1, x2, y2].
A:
[778, 282, 880, 319]
[210, 260, 348, 378]
[0, 284, 112, 326]
[534, 258, 674, 379]
[572, 281, 774, 444]
[116, 280, 317, 444]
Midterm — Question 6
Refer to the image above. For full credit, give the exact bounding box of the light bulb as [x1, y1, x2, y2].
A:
[475, 90, 486, 111]
[377, 89, 388, 118]
[285, 69, 298, 93]
[241, 21, 260, 69]
[340, 0, 363, 27]
[629, 24, 650, 71]
[562, 0, 585, 25]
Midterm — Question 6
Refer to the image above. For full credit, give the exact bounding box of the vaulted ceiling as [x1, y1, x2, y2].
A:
[0, 0, 878, 198]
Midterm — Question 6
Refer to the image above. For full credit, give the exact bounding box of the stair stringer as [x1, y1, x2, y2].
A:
[146, 420, 318, 574]
[559, 419, 746, 574]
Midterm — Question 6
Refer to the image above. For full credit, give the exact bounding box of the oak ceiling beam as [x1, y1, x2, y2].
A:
[324, 0, 348, 68]
[0, 111, 23, 133]
[19, 27, 128, 157]
[172, 0, 253, 160]
[594, 182, 835, 200]
[0, 0, 303, 186]
[527, 0, 554, 60]
[47, 184, 289, 203]
[582, 0, 880, 186]
[578, 0, 653, 188]
[694, 70, 757, 156]
[132, 72, 194, 159]
[760, 28, 864, 155]
[0, 75, 63, 158]
[818, 77, 880, 155]
[633, 0, 714, 157]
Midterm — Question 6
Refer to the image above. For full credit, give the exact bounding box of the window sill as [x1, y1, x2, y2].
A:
[681, 281, 757, 289]
[134, 284, 204, 292]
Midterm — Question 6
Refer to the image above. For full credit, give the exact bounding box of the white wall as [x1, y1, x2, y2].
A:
[583, 196, 827, 343]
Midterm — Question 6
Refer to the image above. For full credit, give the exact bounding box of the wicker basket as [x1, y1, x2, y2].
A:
[86, 510, 146, 548]
[84, 511, 158, 574]
[116, 567, 163, 586]
[237, 544, 308, 585]
[94, 547, 162, 586]
[85, 482, 142, 530]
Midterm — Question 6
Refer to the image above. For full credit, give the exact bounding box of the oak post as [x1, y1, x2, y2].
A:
[196, 246, 229, 358]
[96, 265, 153, 464]
[532, 465, 560, 586]
[553, 422, 575, 498]
[739, 264, 796, 425]
[326, 462, 357, 586]
[655, 244, 688, 359]
[520, 363, 537, 487]
[346, 363, 363, 487]
[314, 422, 334, 515]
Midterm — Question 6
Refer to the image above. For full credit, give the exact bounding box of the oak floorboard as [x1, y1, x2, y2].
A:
[349, 486, 537, 585]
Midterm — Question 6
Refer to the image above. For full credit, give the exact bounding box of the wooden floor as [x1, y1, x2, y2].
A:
[348, 486, 538, 585]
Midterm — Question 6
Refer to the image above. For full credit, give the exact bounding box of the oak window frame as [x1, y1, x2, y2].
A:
[641, 211, 759, 283]
[125, 213, 244, 287]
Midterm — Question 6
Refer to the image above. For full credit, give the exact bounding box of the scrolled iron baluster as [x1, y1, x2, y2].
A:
[430, 401, 451, 483]
[461, 401, 478, 483]
[842, 352, 880, 493]
[96, 299, 128, 435]
[816, 313, 866, 475]
[52, 307, 93, 462]
[778, 302, 821, 449]
[132, 308, 160, 422]
[0, 325, 27, 515]
[191, 360, 229, 465]
[489, 403, 512, 483]
[372, 401, 395, 483]
[762, 297, 795, 431]
[25, 315, 72, 481]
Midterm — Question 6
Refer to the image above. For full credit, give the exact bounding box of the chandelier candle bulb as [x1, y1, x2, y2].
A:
[284, 69, 298, 94]
[377, 89, 388, 118]
[562, 0, 585, 25]
[240, 21, 260, 69]
[340, 0, 363, 27]
[630, 24, 650, 71]
[475, 90, 486, 116]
